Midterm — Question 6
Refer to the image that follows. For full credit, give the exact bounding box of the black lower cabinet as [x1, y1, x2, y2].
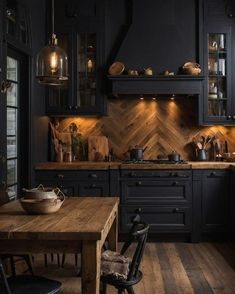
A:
[119, 170, 193, 240]
[35, 170, 110, 197]
[193, 169, 230, 240]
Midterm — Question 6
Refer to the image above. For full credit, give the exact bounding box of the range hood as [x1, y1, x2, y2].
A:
[106, 0, 204, 96]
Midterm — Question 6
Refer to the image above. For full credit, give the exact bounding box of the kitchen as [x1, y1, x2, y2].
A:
[0, 0, 235, 293]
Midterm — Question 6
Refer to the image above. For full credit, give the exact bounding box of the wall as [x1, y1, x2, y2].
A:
[53, 96, 235, 161]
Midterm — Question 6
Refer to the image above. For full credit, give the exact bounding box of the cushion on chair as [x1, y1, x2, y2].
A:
[101, 250, 131, 279]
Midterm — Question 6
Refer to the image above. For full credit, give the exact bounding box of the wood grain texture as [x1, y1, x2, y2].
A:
[16, 242, 235, 294]
[55, 97, 235, 161]
[88, 135, 109, 161]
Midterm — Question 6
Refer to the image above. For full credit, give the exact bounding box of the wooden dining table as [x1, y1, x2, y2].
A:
[0, 197, 119, 294]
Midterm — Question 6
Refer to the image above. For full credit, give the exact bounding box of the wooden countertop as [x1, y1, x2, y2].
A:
[35, 161, 235, 170]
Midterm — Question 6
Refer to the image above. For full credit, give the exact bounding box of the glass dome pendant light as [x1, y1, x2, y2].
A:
[36, 0, 68, 85]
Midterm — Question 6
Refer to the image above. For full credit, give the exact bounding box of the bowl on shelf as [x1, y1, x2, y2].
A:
[108, 61, 125, 75]
[182, 62, 201, 75]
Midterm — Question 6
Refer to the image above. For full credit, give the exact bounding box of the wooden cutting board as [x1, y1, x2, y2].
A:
[88, 136, 109, 161]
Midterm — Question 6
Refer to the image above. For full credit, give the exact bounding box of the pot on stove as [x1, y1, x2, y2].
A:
[129, 145, 147, 161]
[168, 151, 181, 162]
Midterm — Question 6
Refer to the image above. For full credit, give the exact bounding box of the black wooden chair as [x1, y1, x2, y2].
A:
[100, 219, 149, 294]
[0, 254, 34, 276]
[0, 257, 62, 294]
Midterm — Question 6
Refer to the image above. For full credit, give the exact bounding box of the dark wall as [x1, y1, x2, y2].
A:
[112, 0, 198, 74]
[22, 0, 48, 185]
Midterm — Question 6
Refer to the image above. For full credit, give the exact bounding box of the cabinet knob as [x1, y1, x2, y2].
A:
[74, 105, 78, 110]
[68, 105, 72, 110]
[227, 115, 232, 119]
[210, 171, 217, 177]
[136, 181, 142, 186]
[135, 208, 142, 213]
[232, 116, 235, 120]
[129, 172, 136, 177]
[56, 174, 64, 179]
[173, 208, 179, 213]
[90, 183, 96, 188]
[172, 181, 179, 186]
[89, 173, 97, 179]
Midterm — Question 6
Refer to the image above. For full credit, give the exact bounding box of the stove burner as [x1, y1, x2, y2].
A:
[123, 159, 188, 164]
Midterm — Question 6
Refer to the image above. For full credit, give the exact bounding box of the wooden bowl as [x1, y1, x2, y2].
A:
[182, 62, 201, 75]
[108, 61, 125, 75]
[20, 197, 65, 215]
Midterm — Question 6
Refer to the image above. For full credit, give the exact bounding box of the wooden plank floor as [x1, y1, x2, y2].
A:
[25, 242, 235, 294]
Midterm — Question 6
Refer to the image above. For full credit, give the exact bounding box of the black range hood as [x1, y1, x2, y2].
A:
[106, 0, 204, 96]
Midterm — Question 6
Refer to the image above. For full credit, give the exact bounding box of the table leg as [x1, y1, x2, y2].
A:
[106, 213, 118, 251]
[82, 240, 101, 294]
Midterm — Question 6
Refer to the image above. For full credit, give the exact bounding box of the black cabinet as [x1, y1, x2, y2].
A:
[119, 170, 193, 238]
[193, 169, 230, 239]
[45, 0, 106, 115]
[200, 0, 235, 124]
[35, 170, 110, 197]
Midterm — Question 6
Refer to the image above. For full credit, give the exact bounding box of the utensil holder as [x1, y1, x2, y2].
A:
[197, 149, 208, 161]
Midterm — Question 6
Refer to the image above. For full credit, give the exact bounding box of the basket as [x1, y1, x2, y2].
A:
[20, 196, 65, 215]
[22, 184, 62, 201]
[182, 62, 201, 75]
[108, 61, 125, 75]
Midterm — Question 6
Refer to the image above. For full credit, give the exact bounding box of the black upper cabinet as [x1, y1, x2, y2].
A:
[46, 0, 106, 115]
[201, 0, 235, 125]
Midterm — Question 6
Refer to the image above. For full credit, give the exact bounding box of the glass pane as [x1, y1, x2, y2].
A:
[7, 82, 18, 106]
[208, 33, 227, 117]
[7, 56, 18, 81]
[7, 159, 17, 186]
[77, 33, 96, 107]
[7, 108, 17, 136]
[8, 185, 17, 201]
[7, 136, 17, 158]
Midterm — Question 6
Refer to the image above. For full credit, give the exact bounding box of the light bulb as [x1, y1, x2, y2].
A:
[87, 59, 93, 72]
[50, 51, 58, 73]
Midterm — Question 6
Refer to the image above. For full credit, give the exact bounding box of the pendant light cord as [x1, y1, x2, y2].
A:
[52, 0, 54, 35]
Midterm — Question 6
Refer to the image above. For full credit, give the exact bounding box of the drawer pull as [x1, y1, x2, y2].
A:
[173, 208, 179, 213]
[210, 172, 217, 177]
[135, 208, 142, 213]
[136, 181, 142, 186]
[89, 173, 97, 179]
[172, 181, 179, 186]
[56, 174, 64, 179]
[129, 172, 137, 177]
[90, 183, 96, 188]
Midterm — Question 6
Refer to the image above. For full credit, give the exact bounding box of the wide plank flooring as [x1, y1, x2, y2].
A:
[21, 242, 235, 294]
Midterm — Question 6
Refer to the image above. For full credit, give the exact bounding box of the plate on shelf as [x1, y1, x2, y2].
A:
[108, 61, 125, 75]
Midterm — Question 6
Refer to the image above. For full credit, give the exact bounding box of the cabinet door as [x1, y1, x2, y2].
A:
[203, 23, 232, 124]
[120, 205, 192, 233]
[202, 170, 229, 233]
[120, 180, 192, 205]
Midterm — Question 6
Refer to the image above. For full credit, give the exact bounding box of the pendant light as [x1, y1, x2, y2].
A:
[36, 0, 68, 86]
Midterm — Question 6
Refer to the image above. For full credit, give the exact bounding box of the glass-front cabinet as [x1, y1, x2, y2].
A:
[204, 25, 232, 124]
[46, 30, 105, 115]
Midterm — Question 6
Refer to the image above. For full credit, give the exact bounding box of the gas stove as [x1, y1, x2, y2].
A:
[123, 159, 188, 164]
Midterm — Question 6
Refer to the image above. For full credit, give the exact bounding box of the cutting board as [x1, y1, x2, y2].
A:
[88, 136, 109, 161]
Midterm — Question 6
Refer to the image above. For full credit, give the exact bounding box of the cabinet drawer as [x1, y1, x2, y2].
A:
[120, 205, 192, 233]
[121, 170, 191, 179]
[120, 180, 191, 204]
[35, 170, 109, 181]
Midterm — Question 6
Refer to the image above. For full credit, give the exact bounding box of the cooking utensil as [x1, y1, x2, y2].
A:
[168, 151, 181, 162]
[129, 146, 147, 161]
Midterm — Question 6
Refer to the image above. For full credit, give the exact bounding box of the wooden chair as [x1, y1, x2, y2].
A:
[0, 257, 62, 294]
[100, 219, 149, 294]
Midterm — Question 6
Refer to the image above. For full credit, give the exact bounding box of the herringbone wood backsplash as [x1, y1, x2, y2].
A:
[54, 96, 235, 161]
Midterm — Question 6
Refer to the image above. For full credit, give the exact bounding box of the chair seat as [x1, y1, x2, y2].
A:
[101, 270, 142, 288]
[0, 275, 62, 294]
